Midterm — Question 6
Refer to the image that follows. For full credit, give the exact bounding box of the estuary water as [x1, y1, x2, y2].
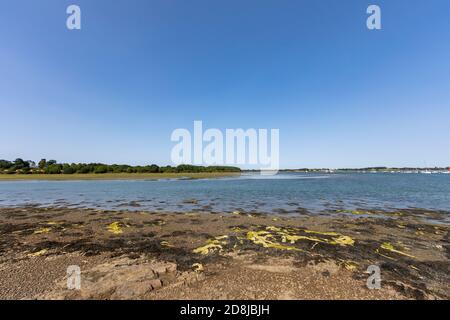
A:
[0, 173, 449, 215]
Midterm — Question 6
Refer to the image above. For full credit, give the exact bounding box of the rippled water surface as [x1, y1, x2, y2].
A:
[0, 173, 449, 214]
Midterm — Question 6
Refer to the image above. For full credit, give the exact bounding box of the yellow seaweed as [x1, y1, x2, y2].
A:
[46, 221, 63, 226]
[266, 226, 282, 232]
[28, 249, 48, 257]
[193, 243, 222, 255]
[215, 235, 228, 240]
[350, 211, 370, 215]
[341, 260, 359, 271]
[107, 222, 123, 234]
[246, 231, 302, 251]
[193, 236, 228, 255]
[34, 227, 51, 234]
[375, 248, 397, 261]
[337, 209, 371, 215]
[330, 236, 355, 246]
[160, 240, 174, 248]
[264, 226, 354, 247]
[303, 229, 339, 236]
[184, 213, 199, 217]
[379, 242, 416, 259]
[282, 234, 326, 244]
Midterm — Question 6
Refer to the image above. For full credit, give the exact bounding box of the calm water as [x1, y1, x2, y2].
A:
[0, 173, 449, 214]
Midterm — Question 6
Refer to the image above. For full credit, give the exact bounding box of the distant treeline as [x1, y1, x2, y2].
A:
[0, 159, 241, 175]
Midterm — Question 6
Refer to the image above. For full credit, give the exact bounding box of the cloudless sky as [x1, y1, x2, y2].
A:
[1, 0, 449, 168]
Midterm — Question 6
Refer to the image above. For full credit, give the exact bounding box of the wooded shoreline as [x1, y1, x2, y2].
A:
[0, 172, 240, 181]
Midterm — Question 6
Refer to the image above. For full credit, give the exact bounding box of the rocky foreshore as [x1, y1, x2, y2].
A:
[0, 206, 448, 300]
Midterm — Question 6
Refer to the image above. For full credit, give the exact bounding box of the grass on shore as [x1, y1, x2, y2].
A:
[0, 172, 240, 181]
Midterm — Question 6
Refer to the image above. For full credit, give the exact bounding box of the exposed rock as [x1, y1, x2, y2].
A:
[149, 279, 162, 290]
[39, 256, 200, 300]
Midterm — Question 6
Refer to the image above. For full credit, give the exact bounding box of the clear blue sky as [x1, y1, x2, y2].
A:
[1, 0, 449, 168]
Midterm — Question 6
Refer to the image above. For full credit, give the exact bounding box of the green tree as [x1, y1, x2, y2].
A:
[38, 159, 47, 169]
[0, 160, 12, 170]
[45, 164, 62, 174]
[62, 164, 75, 174]
[94, 165, 108, 174]
[47, 160, 57, 166]
[13, 158, 29, 169]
